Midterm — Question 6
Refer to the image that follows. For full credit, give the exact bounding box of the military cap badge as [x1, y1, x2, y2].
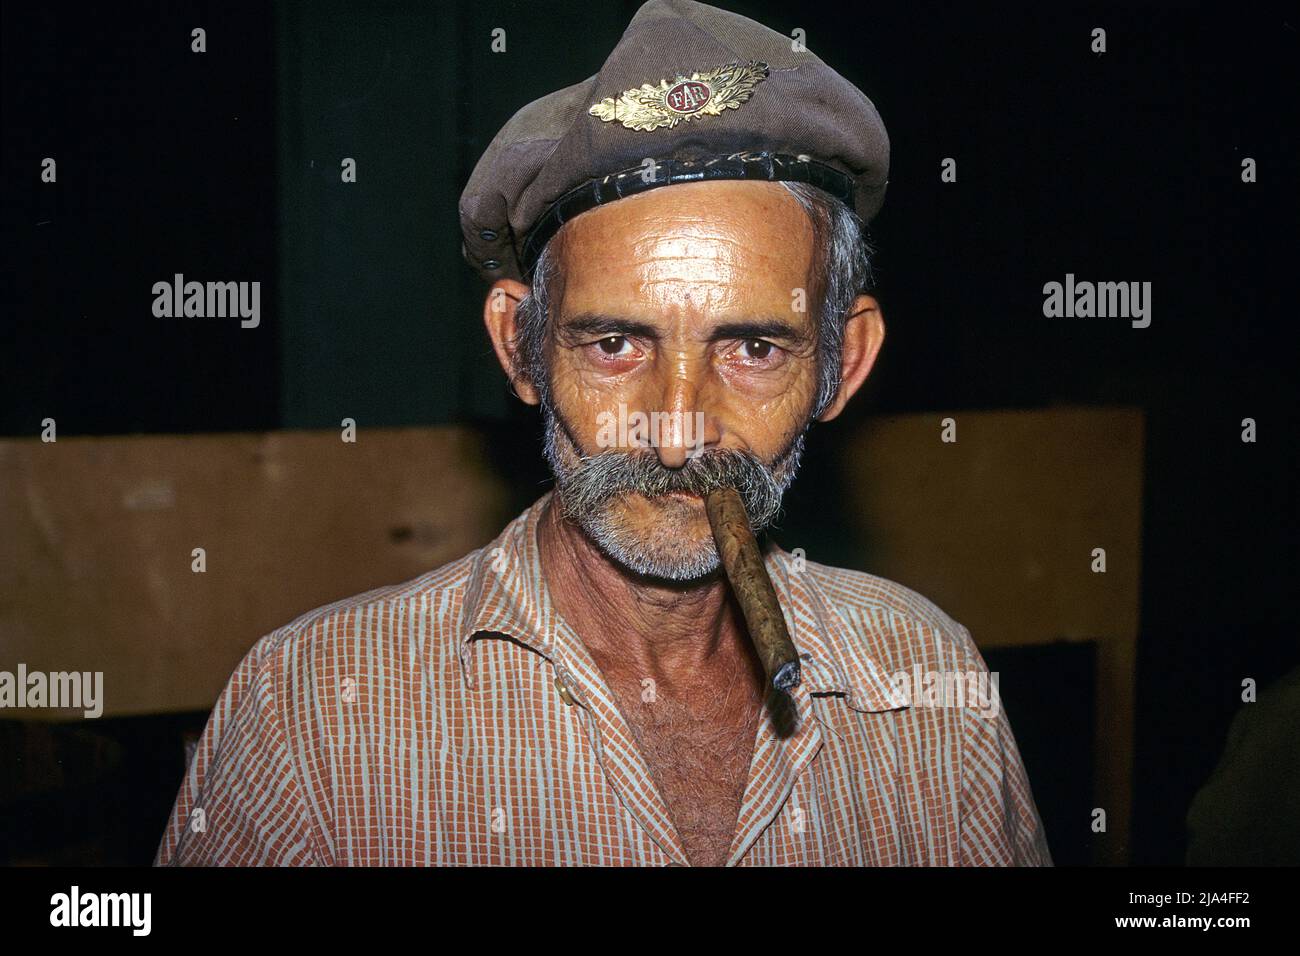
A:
[588, 61, 770, 131]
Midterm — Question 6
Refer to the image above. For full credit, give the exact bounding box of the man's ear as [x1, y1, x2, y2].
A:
[482, 278, 541, 405]
[816, 293, 885, 423]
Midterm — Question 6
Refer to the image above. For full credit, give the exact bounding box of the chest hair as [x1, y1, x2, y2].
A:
[610, 679, 762, 866]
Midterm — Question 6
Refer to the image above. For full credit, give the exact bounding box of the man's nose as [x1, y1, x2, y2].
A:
[649, 354, 717, 470]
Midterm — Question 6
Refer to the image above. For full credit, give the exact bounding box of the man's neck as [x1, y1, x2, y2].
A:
[536, 495, 758, 688]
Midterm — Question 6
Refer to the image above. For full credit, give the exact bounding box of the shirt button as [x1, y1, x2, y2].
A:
[554, 676, 577, 706]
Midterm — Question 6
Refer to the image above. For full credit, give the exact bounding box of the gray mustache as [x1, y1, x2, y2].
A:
[556, 448, 785, 531]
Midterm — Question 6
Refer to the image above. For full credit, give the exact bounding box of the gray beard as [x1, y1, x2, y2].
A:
[540, 401, 807, 581]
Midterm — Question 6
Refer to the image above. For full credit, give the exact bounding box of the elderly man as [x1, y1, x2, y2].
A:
[157, 0, 1050, 867]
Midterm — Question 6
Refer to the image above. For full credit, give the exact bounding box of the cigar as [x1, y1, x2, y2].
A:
[704, 486, 801, 693]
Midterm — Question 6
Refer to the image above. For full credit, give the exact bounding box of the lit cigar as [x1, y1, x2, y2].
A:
[704, 486, 802, 693]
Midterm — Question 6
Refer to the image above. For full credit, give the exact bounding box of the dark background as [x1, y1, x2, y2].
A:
[2, 0, 1296, 865]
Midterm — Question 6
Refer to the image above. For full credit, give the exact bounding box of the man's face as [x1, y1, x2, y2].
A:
[538, 180, 821, 580]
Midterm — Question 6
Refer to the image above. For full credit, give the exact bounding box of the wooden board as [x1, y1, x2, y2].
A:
[0, 428, 512, 718]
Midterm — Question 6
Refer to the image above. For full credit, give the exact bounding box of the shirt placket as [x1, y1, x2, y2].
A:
[724, 677, 824, 866]
[548, 614, 691, 866]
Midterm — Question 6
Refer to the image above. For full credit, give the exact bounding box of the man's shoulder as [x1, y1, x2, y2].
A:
[786, 553, 984, 672]
[800, 557, 963, 632]
[229, 498, 546, 702]
[239, 547, 488, 680]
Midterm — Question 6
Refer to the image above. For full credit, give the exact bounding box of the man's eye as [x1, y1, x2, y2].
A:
[596, 335, 631, 356]
[742, 339, 774, 360]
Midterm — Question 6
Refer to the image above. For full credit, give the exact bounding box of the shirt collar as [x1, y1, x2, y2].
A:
[760, 542, 909, 713]
[457, 495, 558, 686]
[457, 493, 906, 713]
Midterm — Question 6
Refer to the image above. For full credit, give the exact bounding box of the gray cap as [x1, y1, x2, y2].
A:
[459, 0, 890, 283]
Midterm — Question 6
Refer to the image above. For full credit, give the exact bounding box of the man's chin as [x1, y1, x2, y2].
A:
[607, 549, 721, 583]
[573, 497, 721, 583]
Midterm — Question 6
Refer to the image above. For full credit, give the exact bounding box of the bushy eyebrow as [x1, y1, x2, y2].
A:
[561, 314, 659, 339]
[561, 312, 807, 343]
[711, 319, 804, 342]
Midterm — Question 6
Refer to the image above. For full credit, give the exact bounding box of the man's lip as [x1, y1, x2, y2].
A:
[617, 489, 704, 504]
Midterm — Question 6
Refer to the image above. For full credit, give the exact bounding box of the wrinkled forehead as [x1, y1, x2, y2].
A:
[550, 180, 816, 316]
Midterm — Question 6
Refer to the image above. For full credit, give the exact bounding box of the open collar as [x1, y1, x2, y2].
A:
[456, 493, 906, 714]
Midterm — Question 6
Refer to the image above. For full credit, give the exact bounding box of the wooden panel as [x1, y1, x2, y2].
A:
[843, 406, 1143, 644]
[841, 406, 1144, 864]
[0, 428, 511, 718]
